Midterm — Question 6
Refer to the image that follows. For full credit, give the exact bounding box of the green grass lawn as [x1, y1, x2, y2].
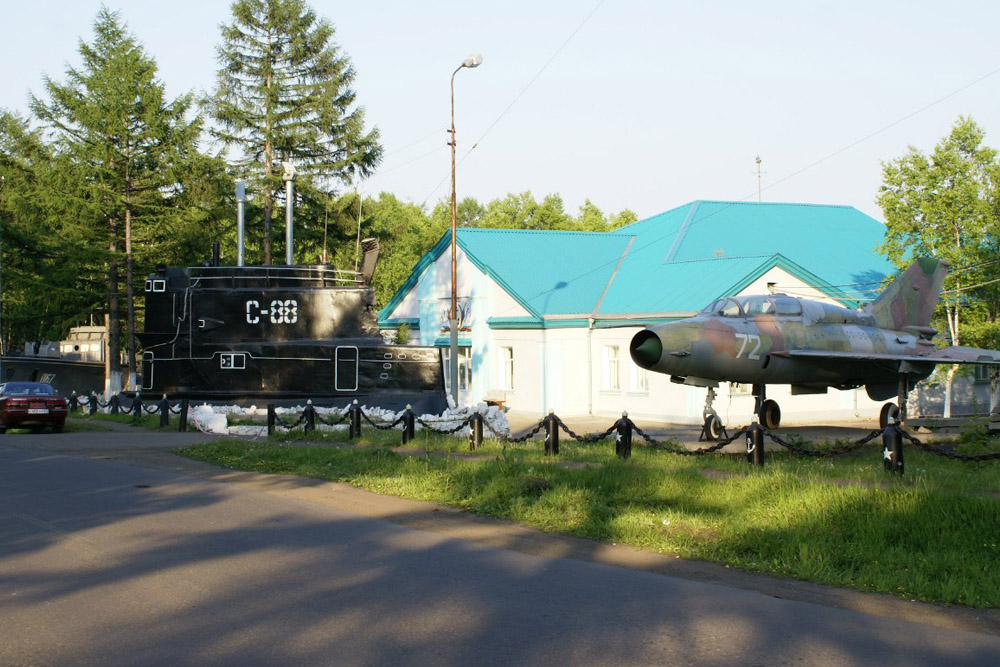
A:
[178, 427, 1000, 608]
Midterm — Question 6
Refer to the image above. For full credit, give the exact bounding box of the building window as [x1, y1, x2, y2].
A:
[501, 346, 514, 391]
[631, 365, 649, 393]
[730, 382, 753, 396]
[604, 345, 620, 391]
[974, 365, 996, 384]
[443, 347, 473, 393]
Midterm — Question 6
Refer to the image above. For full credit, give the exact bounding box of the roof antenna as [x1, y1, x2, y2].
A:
[755, 155, 763, 202]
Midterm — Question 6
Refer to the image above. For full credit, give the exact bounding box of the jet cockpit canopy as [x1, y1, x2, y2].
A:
[700, 295, 803, 318]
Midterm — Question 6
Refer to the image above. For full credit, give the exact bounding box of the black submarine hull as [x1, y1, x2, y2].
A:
[138, 264, 447, 413]
[0, 356, 105, 397]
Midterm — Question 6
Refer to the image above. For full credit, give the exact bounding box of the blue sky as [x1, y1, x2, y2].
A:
[3, 1, 999, 222]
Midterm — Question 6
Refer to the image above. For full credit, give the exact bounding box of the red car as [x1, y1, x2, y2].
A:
[0, 382, 69, 433]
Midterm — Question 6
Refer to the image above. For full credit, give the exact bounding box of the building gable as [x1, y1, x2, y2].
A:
[380, 200, 893, 328]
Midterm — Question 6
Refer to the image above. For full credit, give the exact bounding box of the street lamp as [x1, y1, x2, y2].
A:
[448, 53, 482, 405]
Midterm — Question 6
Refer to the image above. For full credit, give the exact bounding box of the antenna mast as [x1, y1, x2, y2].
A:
[755, 155, 762, 202]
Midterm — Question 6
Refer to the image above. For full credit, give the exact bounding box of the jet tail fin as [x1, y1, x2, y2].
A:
[865, 258, 948, 331]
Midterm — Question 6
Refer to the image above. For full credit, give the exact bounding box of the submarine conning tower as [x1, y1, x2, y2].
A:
[139, 263, 384, 350]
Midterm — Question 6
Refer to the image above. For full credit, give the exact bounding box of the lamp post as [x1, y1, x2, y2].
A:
[448, 53, 482, 405]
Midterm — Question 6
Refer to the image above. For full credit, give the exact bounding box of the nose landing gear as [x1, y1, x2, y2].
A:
[700, 387, 726, 441]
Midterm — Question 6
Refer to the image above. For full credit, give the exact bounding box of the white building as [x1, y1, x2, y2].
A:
[379, 200, 900, 426]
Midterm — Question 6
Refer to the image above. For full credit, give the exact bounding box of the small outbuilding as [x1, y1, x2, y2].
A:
[379, 200, 896, 424]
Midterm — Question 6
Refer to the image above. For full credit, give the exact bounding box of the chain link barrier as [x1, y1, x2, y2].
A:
[360, 411, 405, 431]
[763, 427, 883, 457]
[555, 417, 616, 443]
[898, 429, 1000, 462]
[483, 417, 546, 443]
[633, 423, 747, 455]
[316, 409, 350, 427]
[65, 392, 1000, 464]
[416, 415, 474, 435]
[273, 412, 306, 431]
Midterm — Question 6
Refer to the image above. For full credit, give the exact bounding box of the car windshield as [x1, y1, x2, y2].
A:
[0, 382, 56, 396]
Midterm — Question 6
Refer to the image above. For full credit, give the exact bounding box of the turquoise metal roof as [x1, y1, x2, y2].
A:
[610, 201, 893, 304]
[600, 254, 775, 315]
[380, 201, 894, 326]
[454, 228, 631, 316]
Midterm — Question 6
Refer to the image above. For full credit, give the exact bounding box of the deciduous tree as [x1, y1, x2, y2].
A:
[877, 116, 1000, 416]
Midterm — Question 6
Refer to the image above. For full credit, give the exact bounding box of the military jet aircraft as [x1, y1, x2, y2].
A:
[629, 258, 1000, 437]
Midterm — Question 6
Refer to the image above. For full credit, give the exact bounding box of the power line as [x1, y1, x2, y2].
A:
[757, 66, 1000, 199]
[373, 145, 448, 178]
[943, 276, 1000, 294]
[380, 128, 442, 158]
[422, 0, 607, 206]
[478, 65, 1000, 318]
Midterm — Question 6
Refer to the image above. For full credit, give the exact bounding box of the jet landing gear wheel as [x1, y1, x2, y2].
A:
[879, 402, 900, 429]
[758, 399, 781, 429]
[702, 414, 724, 441]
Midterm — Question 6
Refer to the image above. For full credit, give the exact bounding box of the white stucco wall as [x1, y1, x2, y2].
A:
[386, 253, 889, 424]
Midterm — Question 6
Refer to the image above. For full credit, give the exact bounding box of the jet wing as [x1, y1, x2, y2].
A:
[929, 346, 1000, 364]
[776, 346, 1000, 365]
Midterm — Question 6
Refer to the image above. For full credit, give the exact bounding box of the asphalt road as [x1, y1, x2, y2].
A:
[1, 427, 998, 666]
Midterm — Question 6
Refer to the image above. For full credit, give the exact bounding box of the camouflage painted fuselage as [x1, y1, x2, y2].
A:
[631, 298, 935, 398]
[629, 258, 1000, 402]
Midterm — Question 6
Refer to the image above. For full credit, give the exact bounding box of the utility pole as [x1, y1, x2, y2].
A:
[448, 54, 482, 406]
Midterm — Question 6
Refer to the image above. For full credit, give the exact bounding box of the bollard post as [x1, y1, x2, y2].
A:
[89, 392, 98, 416]
[746, 417, 765, 466]
[267, 404, 276, 436]
[469, 409, 484, 450]
[132, 395, 143, 420]
[616, 411, 632, 459]
[159, 395, 170, 428]
[178, 399, 189, 432]
[70, 391, 79, 413]
[401, 405, 416, 445]
[110, 394, 120, 415]
[304, 400, 316, 433]
[349, 400, 361, 440]
[543, 410, 559, 456]
[882, 418, 904, 475]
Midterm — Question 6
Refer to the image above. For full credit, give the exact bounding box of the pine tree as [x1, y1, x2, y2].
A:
[30, 8, 202, 391]
[209, 0, 382, 265]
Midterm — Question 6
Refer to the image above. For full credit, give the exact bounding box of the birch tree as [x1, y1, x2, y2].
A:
[877, 116, 999, 417]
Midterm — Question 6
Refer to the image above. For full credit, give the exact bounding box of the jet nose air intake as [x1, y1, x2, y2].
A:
[630, 330, 663, 369]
